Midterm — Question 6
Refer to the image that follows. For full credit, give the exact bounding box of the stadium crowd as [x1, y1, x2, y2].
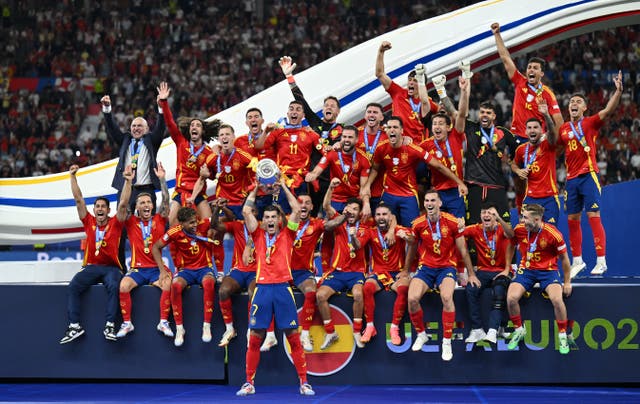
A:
[0, 1, 639, 199]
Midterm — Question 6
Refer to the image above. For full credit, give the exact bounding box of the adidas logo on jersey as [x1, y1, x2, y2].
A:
[591, 203, 599, 209]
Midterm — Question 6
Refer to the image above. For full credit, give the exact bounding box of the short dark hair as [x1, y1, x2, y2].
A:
[570, 93, 588, 104]
[527, 57, 546, 70]
[345, 197, 363, 210]
[219, 123, 235, 134]
[386, 116, 403, 127]
[177, 206, 197, 223]
[375, 202, 391, 213]
[289, 100, 304, 108]
[246, 107, 262, 117]
[479, 101, 497, 112]
[523, 203, 544, 217]
[424, 188, 441, 199]
[95, 196, 110, 206]
[263, 204, 282, 217]
[342, 124, 358, 136]
[525, 117, 543, 127]
[324, 96, 340, 108]
[366, 102, 383, 112]
[432, 112, 451, 126]
[135, 192, 152, 203]
[408, 70, 417, 79]
[480, 201, 497, 211]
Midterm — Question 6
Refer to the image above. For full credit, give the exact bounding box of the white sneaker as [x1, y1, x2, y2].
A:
[411, 331, 430, 351]
[497, 326, 511, 339]
[591, 262, 607, 275]
[202, 323, 212, 343]
[570, 262, 586, 279]
[116, 322, 134, 338]
[218, 327, 237, 347]
[441, 338, 453, 361]
[353, 332, 365, 348]
[465, 328, 486, 343]
[320, 332, 339, 350]
[260, 332, 278, 352]
[236, 382, 255, 396]
[299, 383, 315, 396]
[484, 328, 497, 344]
[300, 332, 313, 352]
[174, 326, 185, 347]
[157, 321, 174, 337]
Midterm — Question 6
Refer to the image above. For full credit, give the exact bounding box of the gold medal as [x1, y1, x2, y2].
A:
[95, 249, 100, 256]
[525, 261, 530, 268]
[490, 259, 495, 266]
[350, 251, 356, 259]
[316, 144, 322, 151]
[266, 256, 271, 264]
[144, 247, 150, 254]
[584, 146, 591, 153]
[450, 164, 457, 172]
[188, 155, 197, 163]
[213, 240, 220, 245]
[131, 162, 137, 169]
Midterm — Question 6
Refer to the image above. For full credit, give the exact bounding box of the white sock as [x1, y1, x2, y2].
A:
[390, 324, 399, 330]
[573, 256, 583, 265]
[225, 323, 234, 332]
[596, 256, 607, 265]
[106, 321, 114, 327]
[367, 322, 374, 327]
[70, 322, 80, 328]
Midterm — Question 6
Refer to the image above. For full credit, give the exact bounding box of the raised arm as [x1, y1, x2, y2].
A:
[491, 23, 517, 79]
[454, 76, 470, 133]
[242, 186, 259, 233]
[101, 95, 125, 145]
[414, 64, 432, 118]
[280, 56, 323, 130]
[375, 41, 393, 90]
[69, 165, 88, 220]
[538, 100, 558, 145]
[117, 165, 134, 222]
[599, 70, 623, 120]
[279, 179, 301, 224]
[323, 177, 340, 219]
[155, 161, 170, 217]
[156, 82, 182, 143]
[253, 123, 275, 150]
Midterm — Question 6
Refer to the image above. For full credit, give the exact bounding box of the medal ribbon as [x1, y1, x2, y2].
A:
[95, 225, 107, 255]
[130, 140, 141, 166]
[408, 97, 421, 114]
[525, 225, 543, 266]
[265, 231, 277, 261]
[569, 120, 589, 150]
[480, 126, 496, 147]
[140, 218, 152, 251]
[216, 148, 236, 177]
[347, 221, 360, 254]
[483, 227, 496, 259]
[523, 143, 538, 168]
[295, 220, 310, 243]
[528, 82, 543, 96]
[189, 142, 206, 161]
[434, 138, 456, 170]
[321, 122, 338, 142]
[427, 218, 441, 241]
[364, 129, 382, 156]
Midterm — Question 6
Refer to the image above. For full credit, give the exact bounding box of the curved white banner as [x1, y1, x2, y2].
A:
[1, 0, 638, 244]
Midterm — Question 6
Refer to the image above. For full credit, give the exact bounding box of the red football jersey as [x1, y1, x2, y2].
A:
[316, 149, 370, 202]
[412, 212, 463, 268]
[463, 224, 510, 272]
[329, 221, 368, 273]
[126, 213, 167, 269]
[361, 225, 412, 273]
[235, 133, 276, 161]
[263, 127, 322, 188]
[373, 141, 432, 197]
[252, 224, 296, 284]
[387, 81, 438, 143]
[159, 99, 215, 195]
[224, 221, 257, 272]
[357, 127, 387, 198]
[514, 138, 558, 198]
[204, 148, 255, 205]
[420, 128, 465, 190]
[82, 214, 124, 268]
[510, 72, 561, 138]
[161, 218, 213, 270]
[512, 223, 566, 270]
[290, 218, 325, 271]
[558, 114, 603, 180]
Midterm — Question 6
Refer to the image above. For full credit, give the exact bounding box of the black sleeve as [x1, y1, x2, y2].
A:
[104, 112, 125, 146]
[290, 83, 323, 133]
